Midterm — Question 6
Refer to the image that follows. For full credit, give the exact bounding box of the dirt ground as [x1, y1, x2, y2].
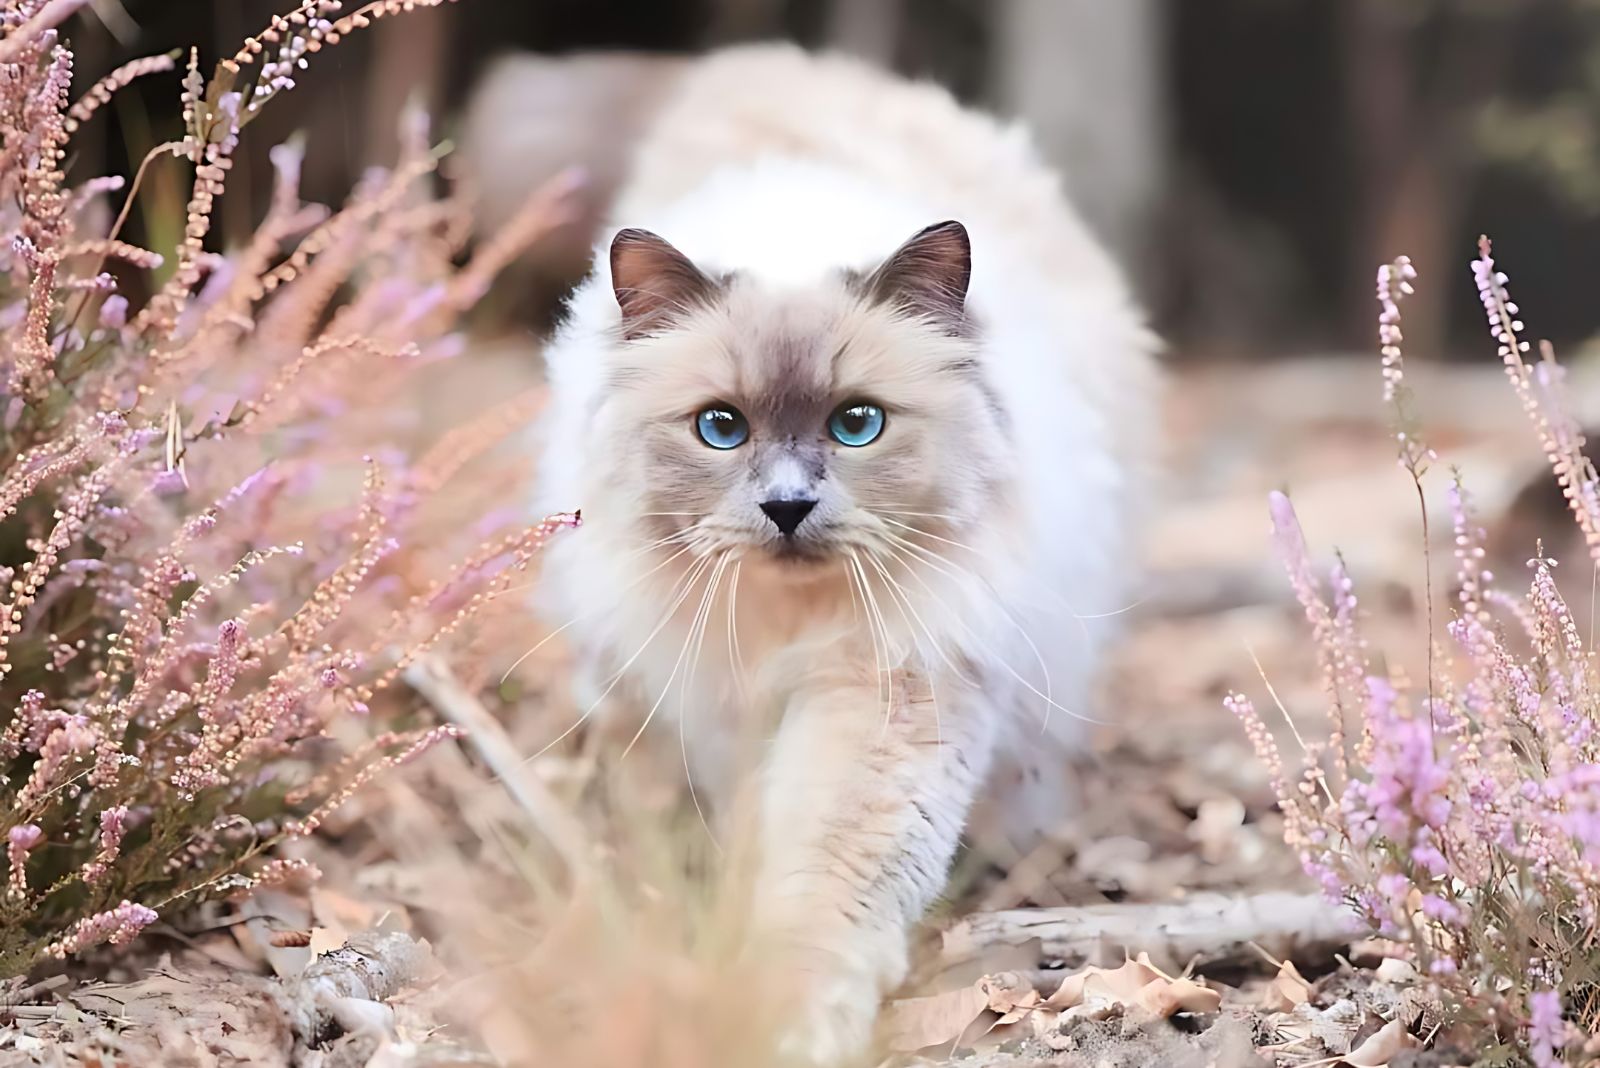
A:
[5, 347, 1592, 1066]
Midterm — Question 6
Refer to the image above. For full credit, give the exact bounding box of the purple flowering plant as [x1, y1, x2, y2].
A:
[1230, 243, 1600, 1064]
[0, 0, 578, 973]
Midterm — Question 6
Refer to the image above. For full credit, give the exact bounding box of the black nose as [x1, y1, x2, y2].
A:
[759, 498, 816, 536]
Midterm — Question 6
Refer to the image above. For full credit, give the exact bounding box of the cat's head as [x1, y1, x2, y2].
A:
[588, 220, 1011, 573]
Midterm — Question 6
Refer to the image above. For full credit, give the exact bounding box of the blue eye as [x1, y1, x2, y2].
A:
[828, 402, 885, 447]
[695, 405, 749, 449]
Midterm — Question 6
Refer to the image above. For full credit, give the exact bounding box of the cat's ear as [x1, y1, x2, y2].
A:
[864, 220, 971, 333]
[609, 228, 718, 339]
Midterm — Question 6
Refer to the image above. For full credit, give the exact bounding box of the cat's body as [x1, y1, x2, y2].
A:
[517, 44, 1158, 1061]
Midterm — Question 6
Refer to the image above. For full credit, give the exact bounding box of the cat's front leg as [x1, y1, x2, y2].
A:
[751, 671, 992, 1064]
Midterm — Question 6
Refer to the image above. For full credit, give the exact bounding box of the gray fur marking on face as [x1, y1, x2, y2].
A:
[599, 222, 1013, 562]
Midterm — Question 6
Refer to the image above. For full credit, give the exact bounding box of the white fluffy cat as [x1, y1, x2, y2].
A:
[484, 43, 1159, 1062]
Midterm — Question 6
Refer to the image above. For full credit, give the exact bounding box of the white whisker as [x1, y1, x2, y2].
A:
[862, 548, 977, 688]
[863, 549, 954, 748]
[488, 530, 693, 608]
[1065, 600, 1150, 620]
[524, 551, 714, 762]
[884, 517, 1146, 622]
[500, 541, 696, 684]
[676, 552, 730, 854]
[877, 537, 1110, 729]
[726, 559, 746, 699]
[622, 551, 725, 759]
[847, 551, 896, 733]
[878, 515, 981, 555]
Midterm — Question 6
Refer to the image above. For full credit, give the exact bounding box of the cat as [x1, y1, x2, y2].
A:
[493, 43, 1160, 1062]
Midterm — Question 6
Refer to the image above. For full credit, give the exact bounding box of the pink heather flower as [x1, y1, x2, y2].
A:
[1237, 244, 1600, 1068]
[44, 900, 158, 958]
[81, 804, 129, 884]
[94, 293, 124, 327]
[1268, 491, 1320, 615]
[1411, 840, 1449, 878]
[268, 140, 303, 191]
[7, 824, 42, 897]
[1527, 989, 1567, 1068]
[250, 856, 322, 891]
[1376, 871, 1410, 911]
[150, 468, 187, 496]
[1358, 676, 1452, 837]
[0, 14, 579, 973]
[1376, 256, 1416, 404]
[15, 714, 97, 809]
[1, 688, 57, 757]
[1419, 893, 1464, 926]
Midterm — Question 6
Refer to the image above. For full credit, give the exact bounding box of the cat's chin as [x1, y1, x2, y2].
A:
[757, 541, 837, 575]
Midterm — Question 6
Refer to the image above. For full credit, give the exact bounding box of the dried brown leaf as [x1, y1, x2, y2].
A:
[979, 971, 1041, 1023]
[308, 926, 348, 957]
[1373, 958, 1419, 984]
[1040, 954, 1219, 1020]
[1342, 1018, 1419, 1066]
[1137, 976, 1222, 1017]
[313, 885, 386, 931]
[1043, 957, 1162, 1009]
[879, 983, 989, 1052]
[1261, 959, 1314, 1012]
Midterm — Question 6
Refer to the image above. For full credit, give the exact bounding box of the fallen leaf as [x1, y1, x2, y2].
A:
[879, 983, 989, 1052]
[327, 994, 395, 1038]
[1349, 937, 1410, 964]
[1061, 994, 1120, 1022]
[241, 889, 312, 978]
[1261, 959, 1314, 1012]
[979, 971, 1041, 1023]
[1187, 797, 1247, 863]
[308, 926, 349, 957]
[1041, 954, 1219, 1020]
[1305, 998, 1366, 1054]
[1044, 957, 1164, 1009]
[1137, 976, 1222, 1016]
[313, 886, 385, 932]
[1373, 958, 1419, 984]
[1342, 1018, 1420, 1066]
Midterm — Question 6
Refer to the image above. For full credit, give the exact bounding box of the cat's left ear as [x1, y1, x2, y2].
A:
[864, 220, 971, 333]
[609, 228, 719, 339]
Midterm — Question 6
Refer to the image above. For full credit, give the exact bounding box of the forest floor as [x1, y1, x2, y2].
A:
[5, 350, 1595, 1067]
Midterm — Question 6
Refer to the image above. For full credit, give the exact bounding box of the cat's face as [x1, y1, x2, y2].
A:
[591, 222, 1011, 573]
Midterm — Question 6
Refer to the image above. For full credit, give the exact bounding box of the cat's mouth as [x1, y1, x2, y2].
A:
[761, 530, 838, 565]
[766, 538, 833, 567]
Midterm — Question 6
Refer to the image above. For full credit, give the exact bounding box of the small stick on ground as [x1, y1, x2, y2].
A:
[938, 891, 1368, 976]
[404, 654, 594, 883]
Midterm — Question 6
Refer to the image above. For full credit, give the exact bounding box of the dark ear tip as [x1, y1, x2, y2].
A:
[925, 219, 969, 244]
[610, 227, 660, 252]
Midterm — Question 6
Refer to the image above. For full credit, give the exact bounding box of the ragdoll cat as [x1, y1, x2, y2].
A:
[510, 43, 1159, 1062]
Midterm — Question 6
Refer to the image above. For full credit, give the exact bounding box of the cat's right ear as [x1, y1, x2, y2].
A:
[609, 228, 717, 339]
[863, 220, 971, 334]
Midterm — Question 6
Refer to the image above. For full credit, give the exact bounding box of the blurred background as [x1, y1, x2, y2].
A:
[67, 0, 1600, 364]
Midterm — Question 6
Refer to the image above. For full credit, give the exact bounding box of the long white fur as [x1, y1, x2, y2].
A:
[523, 43, 1160, 1062]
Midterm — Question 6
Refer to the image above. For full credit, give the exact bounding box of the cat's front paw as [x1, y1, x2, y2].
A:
[772, 974, 881, 1067]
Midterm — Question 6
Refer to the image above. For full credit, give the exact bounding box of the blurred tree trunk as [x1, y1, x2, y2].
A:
[990, 0, 1166, 295]
[364, 4, 456, 166]
[711, 0, 786, 39]
[1342, 2, 1509, 359]
[826, 0, 904, 66]
[1342, 0, 1449, 359]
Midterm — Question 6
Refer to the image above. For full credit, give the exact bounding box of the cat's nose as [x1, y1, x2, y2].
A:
[759, 497, 816, 536]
